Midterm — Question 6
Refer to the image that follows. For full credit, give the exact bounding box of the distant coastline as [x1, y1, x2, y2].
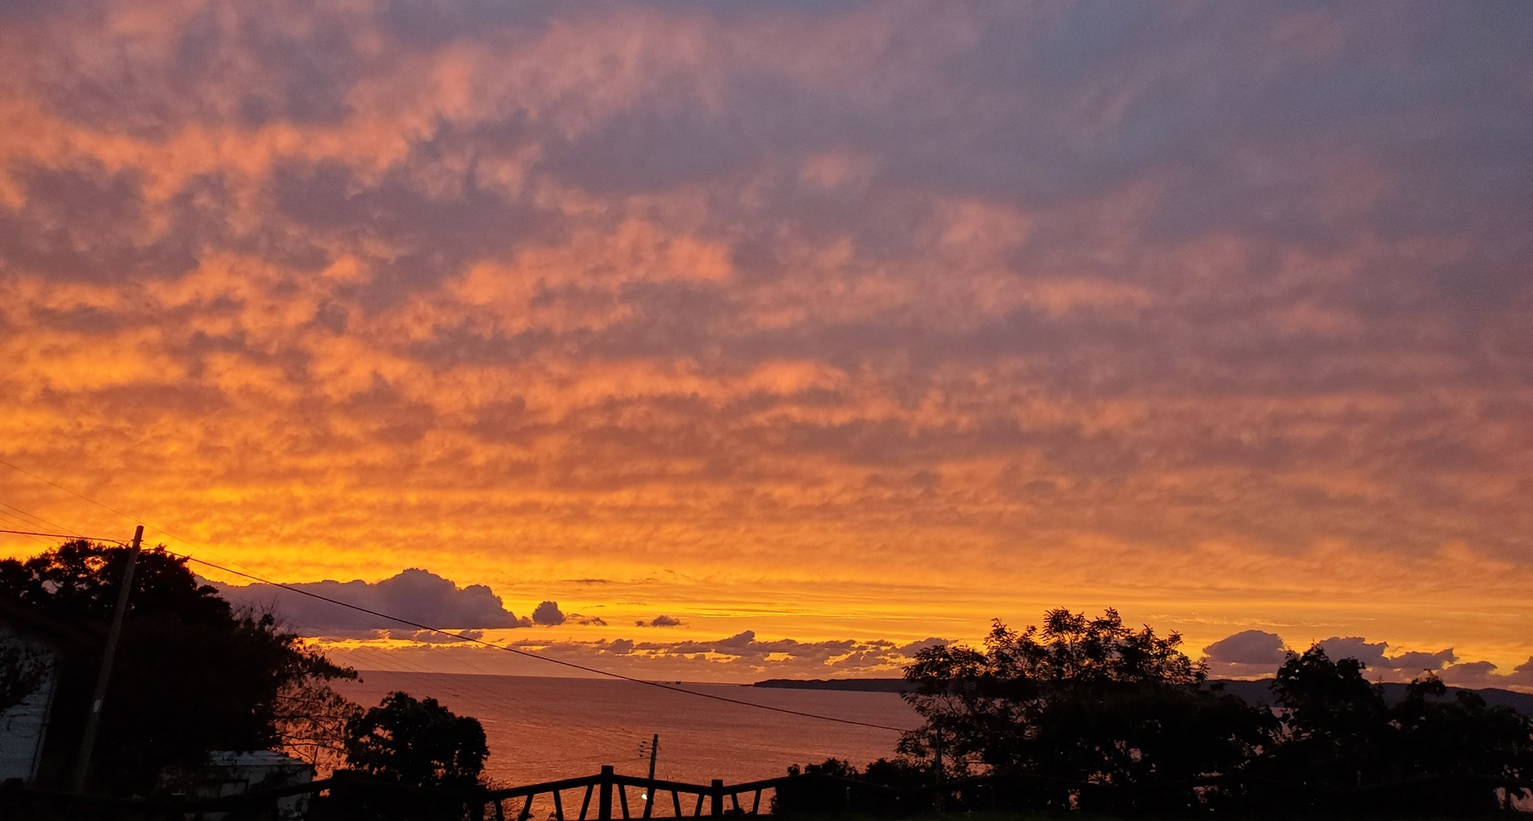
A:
[752, 677, 910, 693]
[753, 677, 1533, 715]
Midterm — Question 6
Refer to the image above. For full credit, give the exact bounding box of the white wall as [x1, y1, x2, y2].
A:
[0, 632, 59, 783]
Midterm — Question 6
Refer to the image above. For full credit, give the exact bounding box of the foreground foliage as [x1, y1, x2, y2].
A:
[345, 690, 489, 789]
[0, 540, 356, 794]
[317, 691, 489, 821]
[778, 608, 1533, 817]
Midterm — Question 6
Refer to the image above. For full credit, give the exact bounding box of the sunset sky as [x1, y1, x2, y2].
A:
[1, 1, 1529, 687]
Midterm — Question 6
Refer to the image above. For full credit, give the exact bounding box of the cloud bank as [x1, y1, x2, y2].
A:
[215, 568, 532, 633]
[1204, 630, 1532, 690]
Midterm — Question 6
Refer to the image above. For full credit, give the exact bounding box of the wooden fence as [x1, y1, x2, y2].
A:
[485, 765, 788, 820]
[4, 766, 1529, 820]
[0, 765, 812, 821]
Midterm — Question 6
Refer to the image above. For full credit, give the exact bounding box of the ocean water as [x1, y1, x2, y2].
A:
[334, 672, 921, 788]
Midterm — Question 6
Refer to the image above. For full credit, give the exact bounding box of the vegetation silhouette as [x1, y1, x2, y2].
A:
[777, 608, 1533, 817]
[0, 539, 502, 812]
[0, 540, 356, 794]
[321, 690, 489, 820]
[1251, 645, 1533, 816]
[345, 690, 488, 788]
[4, 543, 1529, 818]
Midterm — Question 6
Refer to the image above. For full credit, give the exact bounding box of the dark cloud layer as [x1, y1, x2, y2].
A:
[1205, 630, 1288, 669]
[215, 569, 532, 633]
[1317, 637, 1459, 674]
[2, 0, 1530, 675]
[531, 600, 565, 626]
[1201, 629, 1531, 690]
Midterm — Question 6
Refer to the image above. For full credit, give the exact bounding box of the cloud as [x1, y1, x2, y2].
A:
[1389, 649, 1459, 673]
[1, 0, 1531, 680]
[1317, 637, 1390, 669]
[1317, 637, 1457, 674]
[505, 630, 916, 678]
[382, 628, 484, 644]
[531, 601, 565, 626]
[1440, 661, 1499, 689]
[1205, 630, 1288, 667]
[214, 569, 531, 634]
[637, 615, 684, 628]
[1195, 629, 1502, 686]
[606, 638, 635, 655]
[1508, 658, 1533, 687]
[899, 638, 948, 656]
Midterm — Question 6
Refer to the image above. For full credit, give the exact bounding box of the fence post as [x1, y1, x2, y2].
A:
[600, 766, 615, 821]
[710, 780, 724, 817]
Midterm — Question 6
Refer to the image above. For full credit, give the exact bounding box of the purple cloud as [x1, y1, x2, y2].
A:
[215, 569, 531, 633]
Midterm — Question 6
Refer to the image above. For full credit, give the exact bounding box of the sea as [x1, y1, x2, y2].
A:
[334, 672, 921, 789]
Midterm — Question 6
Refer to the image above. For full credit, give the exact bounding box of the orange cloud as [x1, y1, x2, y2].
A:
[1, 0, 1530, 683]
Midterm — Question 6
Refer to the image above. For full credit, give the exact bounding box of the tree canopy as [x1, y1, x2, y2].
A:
[1257, 645, 1533, 815]
[344, 691, 488, 789]
[899, 608, 1267, 814]
[884, 608, 1532, 816]
[0, 540, 353, 794]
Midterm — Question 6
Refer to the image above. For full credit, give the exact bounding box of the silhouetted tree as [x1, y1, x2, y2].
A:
[773, 757, 929, 817]
[344, 691, 487, 789]
[900, 609, 1268, 814]
[1389, 674, 1533, 814]
[274, 676, 363, 777]
[1251, 644, 1393, 813]
[0, 540, 355, 794]
[328, 691, 488, 821]
[1259, 648, 1533, 816]
[772, 758, 861, 815]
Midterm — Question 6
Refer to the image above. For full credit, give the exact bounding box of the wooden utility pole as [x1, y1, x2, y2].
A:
[642, 734, 659, 818]
[932, 720, 944, 812]
[70, 525, 142, 793]
[598, 765, 614, 821]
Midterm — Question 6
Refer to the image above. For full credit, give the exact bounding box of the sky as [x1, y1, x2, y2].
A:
[1, 1, 1530, 688]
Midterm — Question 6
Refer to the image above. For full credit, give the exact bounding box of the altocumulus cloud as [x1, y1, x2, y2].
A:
[0, 0, 1530, 673]
[1203, 630, 1531, 691]
[312, 628, 947, 682]
[1204, 630, 1289, 678]
[215, 568, 533, 634]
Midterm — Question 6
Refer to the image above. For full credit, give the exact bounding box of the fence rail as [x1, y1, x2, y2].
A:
[0, 765, 805, 821]
[4, 765, 1531, 820]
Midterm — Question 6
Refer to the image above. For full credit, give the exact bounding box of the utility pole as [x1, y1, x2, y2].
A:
[932, 720, 944, 813]
[641, 733, 659, 818]
[70, 525, 142, 793]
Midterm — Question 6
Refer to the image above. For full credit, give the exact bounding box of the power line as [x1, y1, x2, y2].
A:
[0, 518, 54, 547]
[0, 520, 745, 744]
[0, 501, 86, 538]
[0, 459, 910, 734]
[170, 550, 909, 733]
[0, 527, 126, 544]
[0, 459, 147, 526]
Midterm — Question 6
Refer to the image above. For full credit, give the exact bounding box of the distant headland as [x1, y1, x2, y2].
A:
[752, 677, 910, 693]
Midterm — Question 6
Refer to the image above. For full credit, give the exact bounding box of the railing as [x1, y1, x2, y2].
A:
[4, 766, 1529, 820]
[485, 765, 791, 821]
[0, 766, 807, 820]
